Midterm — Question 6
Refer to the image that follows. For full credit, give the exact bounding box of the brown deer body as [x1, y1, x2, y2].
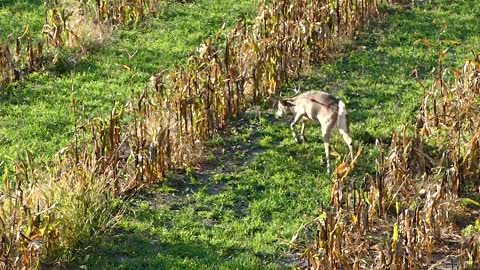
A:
[276, 91, 354, 173]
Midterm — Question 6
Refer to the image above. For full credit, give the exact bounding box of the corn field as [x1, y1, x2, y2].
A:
[0, 0, 382, 87]
[291, 55, 480, 269]
[1, 0, 167, 88]
[0, 28, 43, 89]
[1, 0, 382, 268]
[81, 0, 382, 189]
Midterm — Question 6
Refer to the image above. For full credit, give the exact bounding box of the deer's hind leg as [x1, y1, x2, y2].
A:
[337, 114, 354, 160]
[321, 119, 336, 174]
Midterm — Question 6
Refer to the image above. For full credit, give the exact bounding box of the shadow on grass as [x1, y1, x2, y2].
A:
[72, 229, 251, 270]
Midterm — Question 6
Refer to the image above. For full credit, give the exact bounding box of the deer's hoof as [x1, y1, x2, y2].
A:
[295, 139, 304, 144]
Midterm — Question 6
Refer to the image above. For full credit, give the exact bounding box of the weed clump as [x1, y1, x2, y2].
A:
[66, 3, 113, 52]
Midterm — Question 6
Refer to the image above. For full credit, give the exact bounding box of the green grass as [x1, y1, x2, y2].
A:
[0, 0, 45, 40]
[69, 1, 480, 269]
[0, 0, 258, 164]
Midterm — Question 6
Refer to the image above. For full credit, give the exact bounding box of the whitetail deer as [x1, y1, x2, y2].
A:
[276, 91, 354, 173]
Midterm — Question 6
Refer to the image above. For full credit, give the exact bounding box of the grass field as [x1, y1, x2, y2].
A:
[62, 1, 480, 269]
[2, 0, 480, 268]
[0, 0, 258, 164]
[0, 0, 45, 40]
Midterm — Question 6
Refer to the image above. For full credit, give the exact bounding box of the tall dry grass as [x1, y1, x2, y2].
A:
[0, 153, 121, 269]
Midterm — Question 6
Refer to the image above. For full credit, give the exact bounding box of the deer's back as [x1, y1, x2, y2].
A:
[291, 91, 339, 122]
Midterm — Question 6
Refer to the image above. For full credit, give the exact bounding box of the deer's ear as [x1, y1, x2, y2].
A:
[281, 100, 295, 107]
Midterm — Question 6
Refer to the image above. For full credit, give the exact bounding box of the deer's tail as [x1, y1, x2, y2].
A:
[337, 101, 349, 132]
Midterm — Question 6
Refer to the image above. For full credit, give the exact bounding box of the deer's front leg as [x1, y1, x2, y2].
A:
[300, 122, 306, 143]
[290, 114, 304, 143]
